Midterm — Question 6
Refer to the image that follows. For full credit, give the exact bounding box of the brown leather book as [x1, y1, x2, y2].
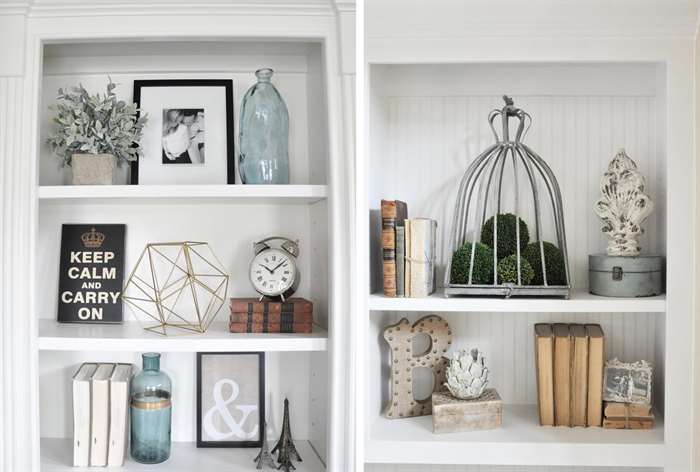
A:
[570, 324, 589, 427]
[230, 311, 313, 324]
[586, 324, 605, 426]
[229, 298, 313, 314]
[229, 322, 313, 334]
[381, 200, 407, 297]
[553, 323, 572, 426]
[534, 323, 555, 426]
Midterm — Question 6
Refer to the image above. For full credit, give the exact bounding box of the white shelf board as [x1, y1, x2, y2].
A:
[38, 184, 328, 205]
[41, 438, 324, 472]
[368, 289, 666, 313]
[366, 404, 664, 467]
[38, 320, 327, 352]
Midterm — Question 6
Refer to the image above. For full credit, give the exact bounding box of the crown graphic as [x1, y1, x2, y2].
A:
[82, 227, 105, 248]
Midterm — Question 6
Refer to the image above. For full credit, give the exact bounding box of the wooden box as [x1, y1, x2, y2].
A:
[432, 389, 502, 434]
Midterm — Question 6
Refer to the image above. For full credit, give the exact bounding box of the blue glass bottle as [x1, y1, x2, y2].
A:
[239, 68, 290, 184]
[130, 353, 171, 464]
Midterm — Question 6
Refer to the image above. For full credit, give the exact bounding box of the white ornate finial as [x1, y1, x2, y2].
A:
[444, 348, 489, 400]
[594, 148, 653, 256]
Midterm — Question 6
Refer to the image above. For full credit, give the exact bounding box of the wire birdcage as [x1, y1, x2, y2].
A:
[444, 96, 571, 298]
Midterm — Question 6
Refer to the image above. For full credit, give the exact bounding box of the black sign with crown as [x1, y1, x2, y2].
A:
[57, 224, 126, 323]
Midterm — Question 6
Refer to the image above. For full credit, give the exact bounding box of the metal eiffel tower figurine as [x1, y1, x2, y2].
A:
[254, 421, 276, 469]
[271, 398, 302, 471]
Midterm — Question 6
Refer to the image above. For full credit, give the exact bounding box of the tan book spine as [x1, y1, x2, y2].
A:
[570, 324, 589, 427]
[586, 324, 605, 426]
[553, 323, 572, 426]
[404, 219, 412, 297]
[603, 418, 653, 430]
[229, 322, 313, 334]
[229, 298, 313, 314]
[534, 323, 555, 426]
[230, 311, 313, 324]
[604, 401, 652, 418]
[381, 200, 398, 297]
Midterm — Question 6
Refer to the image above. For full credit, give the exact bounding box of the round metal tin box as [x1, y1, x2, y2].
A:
[589, 254, 664, 298]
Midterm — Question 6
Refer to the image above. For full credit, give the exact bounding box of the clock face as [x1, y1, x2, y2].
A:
[249, 248, 297, 297]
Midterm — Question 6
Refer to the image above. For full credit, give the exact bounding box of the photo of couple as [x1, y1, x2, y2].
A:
[162, 108, 205, 164]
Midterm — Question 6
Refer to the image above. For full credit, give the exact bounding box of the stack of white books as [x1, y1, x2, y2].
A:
[72, 363, 132, 467]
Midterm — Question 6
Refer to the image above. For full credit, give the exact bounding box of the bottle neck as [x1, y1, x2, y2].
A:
[142, 353, 160, 371]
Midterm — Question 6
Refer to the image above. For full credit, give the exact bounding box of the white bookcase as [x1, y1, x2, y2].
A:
[357, 1, 696, 471]
[0, 2, 355, 471]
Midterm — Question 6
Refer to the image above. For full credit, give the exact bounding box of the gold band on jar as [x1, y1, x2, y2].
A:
[131, 399, 172, 410]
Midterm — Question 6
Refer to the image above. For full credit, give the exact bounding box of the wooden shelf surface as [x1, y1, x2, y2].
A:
[366, 404, 664, 467]
[38, 320, 328, 352]
[41, 438, 324, 471]
[368, 289, 666, 313]
[38, 184, 328, 205]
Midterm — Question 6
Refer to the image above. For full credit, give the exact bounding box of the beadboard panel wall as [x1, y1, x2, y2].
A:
[39, 41, 329, 186]
[38, 350, 313, 441]
[367, 312, 665, 419]
[366, 466, 661, 472]
[368, 64, 666, 293]
[0, 76, 36, 472]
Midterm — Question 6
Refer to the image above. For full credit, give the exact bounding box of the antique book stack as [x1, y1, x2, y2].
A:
[72, 362, 132, 467]
[381, 199, 436, 298]
[534, 323, 605, 427]
[229, 298, 314, 333]
[601, 358, 654, 429]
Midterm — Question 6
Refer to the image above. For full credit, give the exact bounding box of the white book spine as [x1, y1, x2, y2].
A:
[90, 364, 114, 467]
[107, 366, 131, 467]
[72, 364, 96, 467]
[409, 219, 436, 297]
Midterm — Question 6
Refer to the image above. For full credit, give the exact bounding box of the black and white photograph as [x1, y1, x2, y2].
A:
[196, 352, 265, 448]
[132, 80, 234, 184]
[162, 108, 205, 164]
[602, 358, 653, 404]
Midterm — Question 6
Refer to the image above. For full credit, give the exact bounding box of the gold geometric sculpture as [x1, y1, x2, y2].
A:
[122, 242, 229, 336]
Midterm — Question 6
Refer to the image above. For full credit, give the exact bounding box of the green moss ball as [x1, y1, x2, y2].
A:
[450, 242, 494, 285]
[497, 254, 534, 285]
[522, 241, 567, 286]
[481, 213, 530, 259]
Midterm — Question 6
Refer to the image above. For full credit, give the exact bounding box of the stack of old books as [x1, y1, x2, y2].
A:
[381, 199, 437, 298]
[534, 323, 605, 427]
[229, 298, 313, 333]
[603, 402, 653, 429]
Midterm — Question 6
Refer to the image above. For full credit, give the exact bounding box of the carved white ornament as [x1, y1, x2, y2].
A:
[594, 148, 653, 256]
[445, 348, 490, 400]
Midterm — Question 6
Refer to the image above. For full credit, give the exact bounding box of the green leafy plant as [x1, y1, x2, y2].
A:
[496, 254, 535, 285]
[522, 241, 567, 286]
[450, 241, 494, 285]
[47, 80, 147, 166]
[481, 213, 530, 259]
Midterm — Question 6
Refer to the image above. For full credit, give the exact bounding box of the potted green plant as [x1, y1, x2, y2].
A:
[47, 80, 147, 185]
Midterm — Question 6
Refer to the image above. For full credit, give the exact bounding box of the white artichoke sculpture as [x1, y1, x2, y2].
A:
[594, 148, 653, 256]
[445, 348, 489, 400]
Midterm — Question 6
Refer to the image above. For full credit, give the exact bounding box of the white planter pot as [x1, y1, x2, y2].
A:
[71, 153, 117, 185]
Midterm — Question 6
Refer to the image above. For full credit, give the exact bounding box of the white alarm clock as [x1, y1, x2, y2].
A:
[249, 237, 300, 301]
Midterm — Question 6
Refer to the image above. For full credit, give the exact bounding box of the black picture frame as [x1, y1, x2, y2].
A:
[131, 79, 235, 185]
[196, 352, 265, 448]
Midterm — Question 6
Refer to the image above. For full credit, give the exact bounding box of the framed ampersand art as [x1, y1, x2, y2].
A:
[196, 352, 265, 448]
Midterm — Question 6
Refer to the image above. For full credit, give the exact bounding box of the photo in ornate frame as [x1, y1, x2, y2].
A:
[131, 79, 235, 185]
[602, 358, 653, 404]
[196, 352, 265, 448]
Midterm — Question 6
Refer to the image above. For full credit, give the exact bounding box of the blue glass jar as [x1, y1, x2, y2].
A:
[239, 68, 290, 184]
[130, 353, 171, 464]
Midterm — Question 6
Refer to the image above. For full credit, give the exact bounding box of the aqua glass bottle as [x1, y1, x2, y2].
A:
[130, 353, 171, 464]
[239, 68, 290, 184]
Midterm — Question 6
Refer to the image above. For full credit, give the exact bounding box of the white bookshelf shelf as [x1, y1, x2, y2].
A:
[38, 320, 328, 352]
[366, 404, 664, 467]
[41, 438, 325, 472]
[38, 184, 328, 205]
[368, 289, 666, 313]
